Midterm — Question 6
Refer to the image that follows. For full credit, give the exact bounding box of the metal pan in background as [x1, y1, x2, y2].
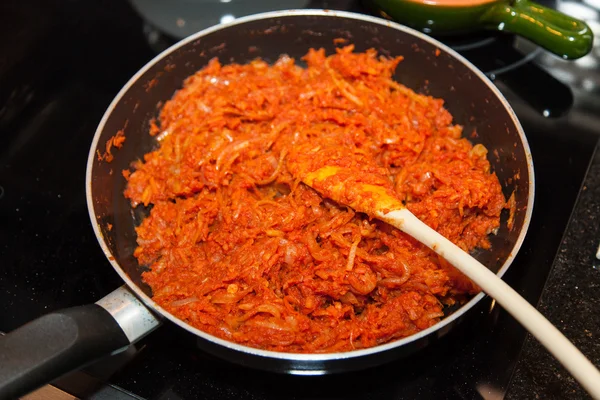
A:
[0, 10, 534, 400]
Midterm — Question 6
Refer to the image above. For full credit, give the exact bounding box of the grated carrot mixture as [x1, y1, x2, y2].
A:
[124, 46, 506, 353]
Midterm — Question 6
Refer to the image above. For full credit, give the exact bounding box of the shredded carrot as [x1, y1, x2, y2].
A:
[506, 191, 517, 231]
[98, 129, 126, 163]
[125, 46, 506, 353]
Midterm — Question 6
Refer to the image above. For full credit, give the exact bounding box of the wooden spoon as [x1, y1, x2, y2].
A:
[294, 163, 600, 398]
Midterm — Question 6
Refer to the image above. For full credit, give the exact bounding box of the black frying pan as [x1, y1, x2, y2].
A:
[0, 10, 533, 400]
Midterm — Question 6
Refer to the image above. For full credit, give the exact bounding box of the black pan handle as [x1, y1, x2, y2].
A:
[0, 304, 129, 400]
[0, 286, 161, 400]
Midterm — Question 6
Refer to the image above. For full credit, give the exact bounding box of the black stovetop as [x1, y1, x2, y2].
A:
[1, 1, 599, 399]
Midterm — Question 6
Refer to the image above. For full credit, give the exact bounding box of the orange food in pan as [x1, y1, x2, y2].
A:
[124, 46, 506, 353]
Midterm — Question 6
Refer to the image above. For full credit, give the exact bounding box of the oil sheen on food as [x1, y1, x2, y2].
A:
[124, 46, 506, 353]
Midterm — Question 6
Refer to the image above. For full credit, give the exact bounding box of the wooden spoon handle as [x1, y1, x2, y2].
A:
[379, 208, 600, 398]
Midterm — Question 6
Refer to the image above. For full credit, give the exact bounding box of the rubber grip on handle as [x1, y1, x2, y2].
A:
[0, 304, 130, 400]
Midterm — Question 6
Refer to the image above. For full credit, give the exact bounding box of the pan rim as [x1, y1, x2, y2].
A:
[85, 9, 535, 365]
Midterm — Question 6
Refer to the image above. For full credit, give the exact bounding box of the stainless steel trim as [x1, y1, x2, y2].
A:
[86, 9, 535, 367]
[96, 286, 161, 344]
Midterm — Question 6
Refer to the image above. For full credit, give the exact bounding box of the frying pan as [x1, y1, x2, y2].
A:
[0, 10, 534, 399]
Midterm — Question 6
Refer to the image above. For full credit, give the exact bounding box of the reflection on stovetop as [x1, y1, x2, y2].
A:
[0, 0, 599, 399]
[129, 0, 365, 41]
[534, 0, 600, 128]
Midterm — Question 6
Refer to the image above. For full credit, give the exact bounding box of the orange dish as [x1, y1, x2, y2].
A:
[124, 46, 506, 353]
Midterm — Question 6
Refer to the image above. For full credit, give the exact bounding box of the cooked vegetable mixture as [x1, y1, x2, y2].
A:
[124, 46, 506, 352]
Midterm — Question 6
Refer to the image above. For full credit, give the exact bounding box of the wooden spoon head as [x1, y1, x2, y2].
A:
[302, 165, 405, 216]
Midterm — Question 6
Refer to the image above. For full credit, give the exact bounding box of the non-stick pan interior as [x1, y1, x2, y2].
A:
[89, 12, 531, 316]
